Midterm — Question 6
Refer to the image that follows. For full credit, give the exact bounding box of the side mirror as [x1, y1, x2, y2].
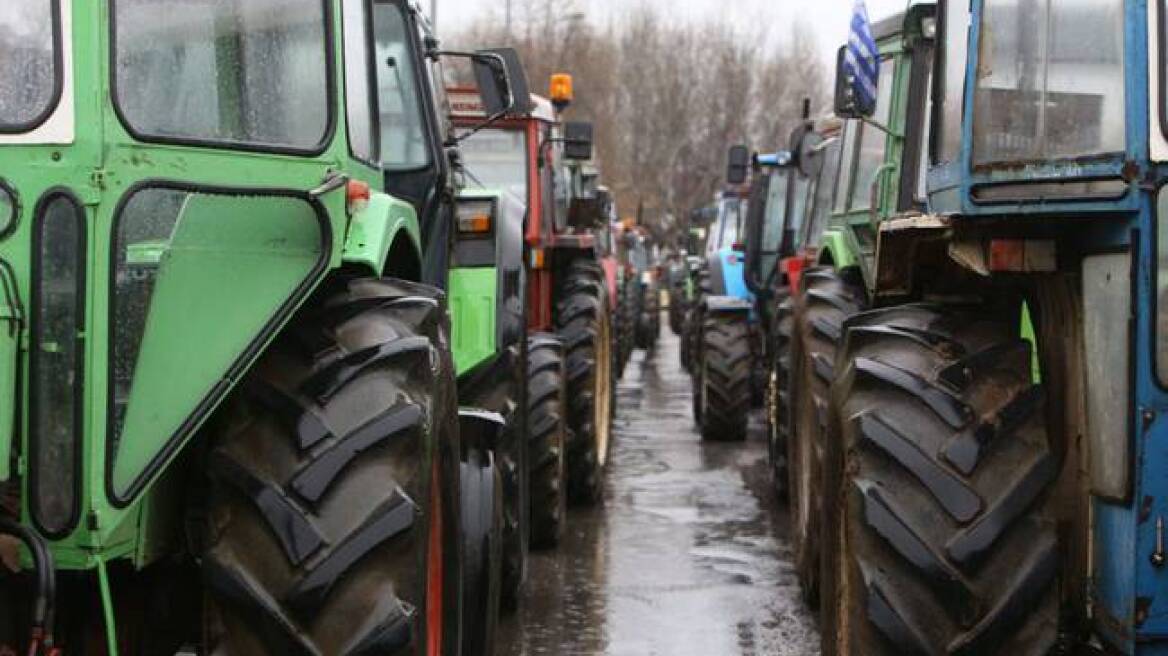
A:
[726, 145, 750, 184]
[833, 45, 878, 118]
[564, 122, 594, 161]
[473, 47, 531, 117]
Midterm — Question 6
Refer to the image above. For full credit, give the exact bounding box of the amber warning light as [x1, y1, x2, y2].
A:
[550, 73, 574, 110]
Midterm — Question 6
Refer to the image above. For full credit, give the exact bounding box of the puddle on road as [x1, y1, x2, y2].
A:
[498, 329, 820, 656]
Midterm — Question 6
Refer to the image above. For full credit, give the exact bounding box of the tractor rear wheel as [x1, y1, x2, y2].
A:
[616, 278, 635, 378]
[788, 267, 864, 604]
[821, 303, 1058, 656]
[682, 271, 711, 373]
[527, 334, 568, 549]
[202, 277, 459, 656]
[460, 447, 502, 656]
[636, 282, 661, 350]
[555, 259, 614, 505]
[697, 311, 751, 441]
[668, 275, 685, 335]
[766, 290, 794, 497]
[497, 390, 527, 613]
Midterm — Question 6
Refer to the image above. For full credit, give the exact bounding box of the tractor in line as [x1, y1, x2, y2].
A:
[0, 1, 547, 653]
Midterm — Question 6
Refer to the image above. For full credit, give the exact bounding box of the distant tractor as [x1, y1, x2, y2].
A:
[451, 74, 614, 515]
[0, 1, 533, 654]
[764, 4, 939, 608]
[687, 148, 764, 442]
[625, 228, 662, 351]
[738, 112, 845, 500]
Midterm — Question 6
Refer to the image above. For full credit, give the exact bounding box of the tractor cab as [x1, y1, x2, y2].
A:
[704, 189, 752, 303]
[744, 116, 846, 302]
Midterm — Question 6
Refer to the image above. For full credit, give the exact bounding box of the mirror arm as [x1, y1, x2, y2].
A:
[447, 110, 510, 147]
[860, 116, 902, 139]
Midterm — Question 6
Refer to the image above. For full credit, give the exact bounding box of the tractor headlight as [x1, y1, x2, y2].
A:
[0, 183, 17, 238]
[457, 199, 495, 237]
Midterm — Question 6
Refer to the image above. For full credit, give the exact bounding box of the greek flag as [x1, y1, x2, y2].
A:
[844, 0, 879, 114]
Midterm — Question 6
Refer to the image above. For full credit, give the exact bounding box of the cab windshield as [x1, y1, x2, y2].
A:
[459, 128, 527, 199]
[972, 0, 1124, 165]
[0, 0, 60, 131]
[761, 173, 790, 254]
[714, 197, 745, 250]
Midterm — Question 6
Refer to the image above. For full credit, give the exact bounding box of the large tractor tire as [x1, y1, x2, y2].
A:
[555, 259, 614, 505]
[668, 275, 686, 335]
[527, 334, 568, 549]
[788, 267, 864, 604]
[682, 270, 711, 373]
[497, 400, 526, 613]
[636, 282, 661, 350]
[766, 290, 794, 497]
[202, 277, 460, 656]
[616, 278, 635, 378]
[696, 310, 751, 441]
[820, 304, 1058, 656]
[459, 447, 502, 656]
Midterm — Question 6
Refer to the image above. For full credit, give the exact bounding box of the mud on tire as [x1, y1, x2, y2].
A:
[526, 334, 568, 549]
[555, 259, 614, 505]
[202, 277, 458, 656]
[788, 267, 864, 604]
[820, 303, 1058, 656]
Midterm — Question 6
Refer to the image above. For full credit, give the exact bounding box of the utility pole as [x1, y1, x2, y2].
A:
[505, 0, 512, 36]
[430, 0, 437, 31]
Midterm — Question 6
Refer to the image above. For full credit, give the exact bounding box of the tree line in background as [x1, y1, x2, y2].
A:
[451, 0, 829, 243]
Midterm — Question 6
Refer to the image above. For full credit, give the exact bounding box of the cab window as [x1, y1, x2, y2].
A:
[114, 0, 330, 151]
[0, 0, 60, 132]
[343, 0, 375, 162]
[849, 60, 894, 212]
[973, 0, 1124, 164]
[834, 121, 859, 213]
[373, 1, 431, 169]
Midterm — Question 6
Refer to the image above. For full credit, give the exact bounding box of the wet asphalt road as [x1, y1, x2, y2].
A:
[499, 323, 819, 655]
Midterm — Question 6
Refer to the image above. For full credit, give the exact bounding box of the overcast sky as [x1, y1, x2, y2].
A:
[432, 0, 910, 67]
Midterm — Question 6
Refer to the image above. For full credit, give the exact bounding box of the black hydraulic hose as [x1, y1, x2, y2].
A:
[0, 516, 56, 642]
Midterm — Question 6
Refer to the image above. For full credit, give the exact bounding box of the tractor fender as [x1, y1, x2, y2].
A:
[702, 295, 753, 314]
[342, 191, 422, 277]
[817, 229, 860, 270]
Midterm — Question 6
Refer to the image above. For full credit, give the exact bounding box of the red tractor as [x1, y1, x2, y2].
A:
[452, 76, 615, 522]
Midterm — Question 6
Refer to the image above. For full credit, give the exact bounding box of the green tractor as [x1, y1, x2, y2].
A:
[737, 111, 846, 500]
[0, 1, 531, 654]
[775, 4, 937, 606]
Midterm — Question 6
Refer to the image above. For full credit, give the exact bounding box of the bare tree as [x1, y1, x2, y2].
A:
[449, 6, 830, 241]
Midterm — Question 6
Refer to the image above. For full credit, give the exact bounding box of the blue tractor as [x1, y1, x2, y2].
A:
[688, 146, 765, 441]
[814, 1, 1168, 654]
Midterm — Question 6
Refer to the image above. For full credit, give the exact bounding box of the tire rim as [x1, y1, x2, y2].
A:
[426, 459, 443, 656]
[594, 307, 613, 466]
